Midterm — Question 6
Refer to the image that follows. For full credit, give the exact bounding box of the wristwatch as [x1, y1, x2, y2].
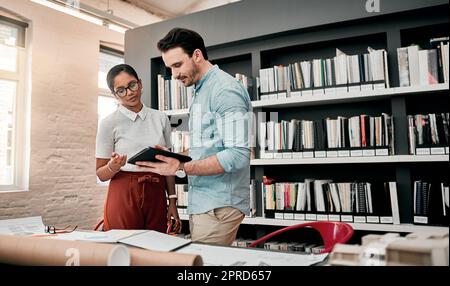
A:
[175, 162, 186, 178]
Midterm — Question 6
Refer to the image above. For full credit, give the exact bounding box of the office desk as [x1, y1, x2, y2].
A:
[176, 243, 329, 266]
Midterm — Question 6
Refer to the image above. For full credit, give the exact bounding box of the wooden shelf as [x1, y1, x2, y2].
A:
[252, 83, 449, 109]
[178, 213, 448, 233]
[251, 155, 449, 166]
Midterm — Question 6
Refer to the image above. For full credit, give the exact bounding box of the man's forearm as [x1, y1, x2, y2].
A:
[184, 155, 225, 176]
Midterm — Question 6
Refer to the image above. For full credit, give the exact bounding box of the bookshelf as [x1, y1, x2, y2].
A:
[126, 0, 449, 240]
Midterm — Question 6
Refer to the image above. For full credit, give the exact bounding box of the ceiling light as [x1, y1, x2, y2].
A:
[107, 23, 128, 34]
[30, 0, 129, 34]
[31, 0, 104, 26]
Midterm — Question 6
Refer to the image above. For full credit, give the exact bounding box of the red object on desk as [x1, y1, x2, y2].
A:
[247, 221, 354, 253]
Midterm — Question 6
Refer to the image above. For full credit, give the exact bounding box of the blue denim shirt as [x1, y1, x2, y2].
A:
[188, 65, 252, 215]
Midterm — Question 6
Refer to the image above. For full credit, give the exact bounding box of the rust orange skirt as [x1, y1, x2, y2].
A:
[103, 171, 167, 232]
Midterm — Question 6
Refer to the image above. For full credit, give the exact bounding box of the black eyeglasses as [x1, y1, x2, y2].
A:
[44, 225, 78, 234]
[114, 81, 140, 98]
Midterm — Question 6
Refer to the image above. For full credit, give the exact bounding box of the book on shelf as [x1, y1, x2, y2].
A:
[171, 130, 190, 153]
[407, 113, 449, 155]
[259, 113, 394, 159]
[175, 184, 189, 208]
[433, 38, 449, 84]
[249, 179, 257, 217]
[262, 178, 400, 225]
[413, 181, 449, 226]
[176, 181, 258, 217]
[397, 39, 449, 87]
[157, 74, 194, 111]
[235, 73, 255, 100]
[257, 46, 389, 101]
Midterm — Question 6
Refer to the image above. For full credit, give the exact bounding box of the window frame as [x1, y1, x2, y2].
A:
[97, 46, 123, 185]
[0, 15, 29, 192]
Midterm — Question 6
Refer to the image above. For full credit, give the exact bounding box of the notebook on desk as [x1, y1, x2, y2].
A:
[51, 229, 191, 252]
[118, 230, 191, 252]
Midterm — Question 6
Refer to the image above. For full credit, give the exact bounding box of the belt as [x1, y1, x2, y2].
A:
[137, 175, 161, 209]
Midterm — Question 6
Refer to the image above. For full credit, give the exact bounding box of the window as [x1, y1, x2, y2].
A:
[98, 46, 123, 122]
[0, 15, 28, 191]
[97, 46, 123, 185]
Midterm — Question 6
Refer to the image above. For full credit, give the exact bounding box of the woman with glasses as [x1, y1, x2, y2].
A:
[95, 64, 181, 233]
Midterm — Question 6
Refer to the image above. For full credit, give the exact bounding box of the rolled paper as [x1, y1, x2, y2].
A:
[128, 247, 203, 266]
[0, 234, 130, 266]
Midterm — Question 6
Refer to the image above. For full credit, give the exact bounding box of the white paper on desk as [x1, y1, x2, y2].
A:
[118, 230, 191, 252]
[52, 229, 147, 243]
[0, 216, 46, 236]
[177, 243, 328, 266]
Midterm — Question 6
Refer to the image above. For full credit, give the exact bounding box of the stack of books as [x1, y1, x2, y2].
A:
[263, 178, 400, 224]
[259, 113, 394, 159]
[258, 47, 389, 100]
[407, 113, 449, 155]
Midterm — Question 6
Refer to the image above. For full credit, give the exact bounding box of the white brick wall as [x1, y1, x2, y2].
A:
[0, 0, 124, 230]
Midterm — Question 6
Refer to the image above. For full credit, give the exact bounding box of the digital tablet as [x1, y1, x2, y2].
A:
[127, 147, 192, 165]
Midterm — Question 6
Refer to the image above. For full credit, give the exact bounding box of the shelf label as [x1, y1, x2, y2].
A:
[328, 215, 341, 222]
[360, 84, 373, 91]
[373, 83, 386, 90]
[335, 86, 348, 94]
[414, 216, 428, 224]
[313, 89, 324, 96]
[284, 213, 294, 220]
[302, 90, 313, 96]
[416, 148, 431, 155]
[314, 151, 326, 158]
[351, 150, 363, 157]
[375, 149, 389, 156]
[294, 213, 305, 220]
[326, 151, 338, 158]
[278, 92, 287, 98]
[269, 94, 278, 100]
[274, 212, 284, 220]
[338, 150, 350, 157]
[282, 152, 293, 159]
[274, 153, 283, 159]
[324, 88, 336, 95]
[363, 149, 376, 156]
[348, 85, 361, 92]
[317, 214, 328, 221]
[366, 216, 380, 223]
[341, 215, 353, 222]
[290, 91, 301, 97]
[305, 214, 317, 220]
[430, 147, 445, 155]
[303, 151, 314, 158]
[380, 216, 393, 224]
[292, 152, 303, 159]
[354, 216, 367, 223]
[261, 152, 274, 159]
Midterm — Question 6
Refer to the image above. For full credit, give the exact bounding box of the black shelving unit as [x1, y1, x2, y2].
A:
[126, 0, 449, 239]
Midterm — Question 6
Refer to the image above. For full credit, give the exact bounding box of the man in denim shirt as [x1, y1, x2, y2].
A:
[136, 28, 252, 245]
